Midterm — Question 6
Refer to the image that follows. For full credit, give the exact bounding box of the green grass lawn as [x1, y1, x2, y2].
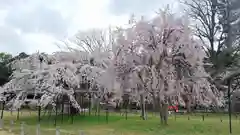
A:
[0, 111, 239, 135]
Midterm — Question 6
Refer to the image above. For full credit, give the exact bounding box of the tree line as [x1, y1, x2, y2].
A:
[0, 52, 29, 86]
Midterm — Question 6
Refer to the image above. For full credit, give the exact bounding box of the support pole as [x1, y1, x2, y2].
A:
[17, 108, 20, 120]
[97, 98, 100, 122]
[106, 107, 109, 124]
[61, 96, 64, 124]
[54, 96, 58, 126]
[1, 101, 5, 119]
[88, 93, 91, 116]
[125, 100, 128, 120]
[36, 124, 40, 135]
[228, 79, 232, 134]
[9, 120, 13, 132]
[20, 122, 25, 135]
[48, 106, 52, 120]
[71, 105, 74, 124]
[38, 103, 41, 123]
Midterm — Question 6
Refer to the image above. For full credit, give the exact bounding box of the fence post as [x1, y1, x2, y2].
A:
[9, 120, 13, 132]
[56, 126, 60, 135]
[21, 122, 25, 135]
[0, 119, 3, 129]
[79, 130, 84, 135]
[36, 124, 40, 135]
[17, 108, 20, 120]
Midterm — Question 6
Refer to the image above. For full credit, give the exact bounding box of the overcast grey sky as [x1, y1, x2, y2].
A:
[0, 0, 179, 55]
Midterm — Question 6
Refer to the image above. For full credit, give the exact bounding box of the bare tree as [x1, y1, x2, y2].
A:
[184, 0, 219, 56]
[69, 28, 115, 54]
[183, 0, 240, 79]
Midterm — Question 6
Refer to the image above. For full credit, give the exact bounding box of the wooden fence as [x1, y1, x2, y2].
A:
[0, 119, 87, 135]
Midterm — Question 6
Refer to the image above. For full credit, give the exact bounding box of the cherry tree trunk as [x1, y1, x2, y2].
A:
[159, 103, 163, 124]
[140, 94, 147, 120]
[159, 100, 168, 125]
[185, 95, 192, 113]
[183, 94, 192, 114]
[186, 100, 191, 113]
[162, 103, 168, 125]
[152, 93, 159, 112]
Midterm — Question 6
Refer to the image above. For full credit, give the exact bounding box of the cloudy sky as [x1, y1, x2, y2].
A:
[0, 0, 180, 55]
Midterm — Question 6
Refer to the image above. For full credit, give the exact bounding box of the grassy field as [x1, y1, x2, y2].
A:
[0, 111, 239, 135]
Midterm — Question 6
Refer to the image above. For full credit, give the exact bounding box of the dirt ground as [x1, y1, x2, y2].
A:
[0, 131, 13, 135]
